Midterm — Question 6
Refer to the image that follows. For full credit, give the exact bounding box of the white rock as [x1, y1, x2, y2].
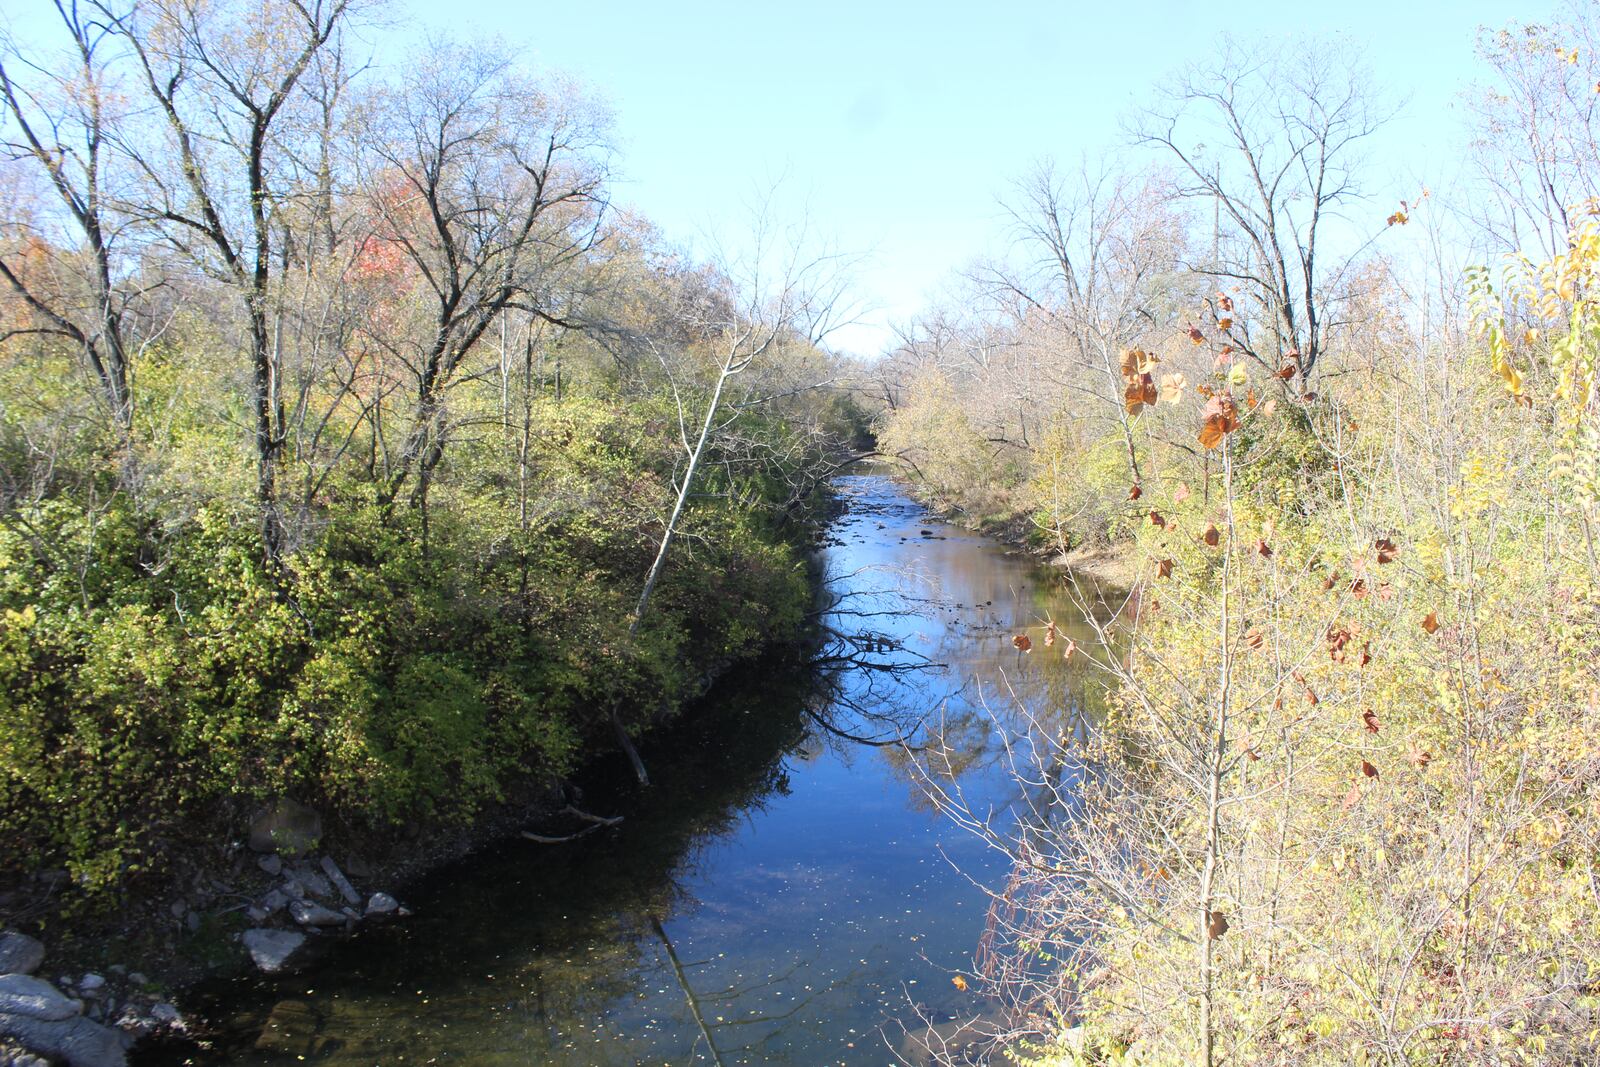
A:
[288, 901, 344, 927]
[364, 892, 399, 916]
[241, 930, 305, 974]
[0, 974, 81, 1021]
[0, 932, 45, 976]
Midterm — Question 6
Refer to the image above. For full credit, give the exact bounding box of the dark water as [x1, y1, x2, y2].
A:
[141, 472, 1107, 1066]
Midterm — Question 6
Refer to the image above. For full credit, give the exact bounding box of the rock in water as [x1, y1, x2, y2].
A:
[364, 892, 398, 916]
[0, 1013, 130, 1067]
[319, 857, 362, 906]
[247, 799, 321, 855]
[241, 930, 306, 974]
[0, 933, 45, 976]
[0, 975, 80, 1021]
[288, 901, 344, 927]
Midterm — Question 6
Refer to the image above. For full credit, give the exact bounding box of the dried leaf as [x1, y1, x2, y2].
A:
[1218, 294, 1233, 312]
[1062, 637, 1077, 662]
[1012, 634, 1033, 653]
[1256, 539, 1272, 558]
[1203, 523, 1221, 547]
[1129, 483, 1143, 501]
[1157, 558, 1174, 579]
[1174, 482, 1192, 503]
[1245, 626, 1265, 650]
[1408, 746, 1432, 770]
[1361, 759, 1380, 779]
[1044, 621, 1057, 647]
[951, 975, 968, 991]
[1207, 910, 1229, 939]
[1375, 537, 1398, 564]
[1160, 372, 1189, 405]
[1218, 316, 1234, 331]
[1362, 709, 1380, 734]
[1149, 511, 1167, 529]
[1422, 612, 1440, 635]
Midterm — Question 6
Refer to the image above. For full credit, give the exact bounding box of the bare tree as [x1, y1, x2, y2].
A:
[356, 39, 611, 515]
[112, 0, 356, 564]
[1135, 40, 1391, 385]
[0, 1, 136, 436]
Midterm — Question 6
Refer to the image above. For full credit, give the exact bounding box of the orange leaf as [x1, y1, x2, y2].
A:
[1421, 612, 1440, 635]
[1012, 634, 1033, 653]
[1129, 483, 1143, 500]
[1203, 523, 1220, 547]
[1245, 626, 1265, 650]
[1187, 325, 1205, 344]
[1218, 316, 1233, 331]
[1361, 759, 1380, 779]
[1157, 558, 1174, 579]
[1149, 511, 1167, 529]
[1218, 294, 1233, 312]
[951, 975, 968, 991]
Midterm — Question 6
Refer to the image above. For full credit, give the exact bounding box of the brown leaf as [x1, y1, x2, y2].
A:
[1218, 294, 1233, 312]
[1375, 537, 1398, 564]
[1422, 612, 1440, 635]
[1207, 910, 1229, 939]
[1245, 626, 1265, 650]
[1124, 373, 1157, 415]
[1012, 634, 1033, 653]
[1256, 539, 1272, 558]
[1360, 759, 1380, 779]
[1156, 558, 1174, 579]
[1275, 364, 1296, 380]
[1149, 511, 1167, 529]
[1217, 316, 1234, 331]
[1174, 482, 1192, 503]
[1187, 325, 1205, 345]
[1044, 621, 1057, 647]
[1361, 709, 1380, 734]
[1129, 483, 1143, 500]
[1203, 523, 1221, 547]
[1261, 397, 1278, 417]
[1322, 571, 1340, 592]
[1408, 746, 1432, 770]
[1062, 637, 1077, 662]
[1342, 782, 1364, 811]
[1349, 578, 1367, 599]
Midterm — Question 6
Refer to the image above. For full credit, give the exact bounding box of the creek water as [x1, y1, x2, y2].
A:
[139, 471, 1108, 1066]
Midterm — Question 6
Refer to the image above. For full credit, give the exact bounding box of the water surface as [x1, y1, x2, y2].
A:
[143, 471, 1107, 1066]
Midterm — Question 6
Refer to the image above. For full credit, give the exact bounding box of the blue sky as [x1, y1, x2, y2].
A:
[0, 0, 1555, 355]
[382, 0, 1534, 355]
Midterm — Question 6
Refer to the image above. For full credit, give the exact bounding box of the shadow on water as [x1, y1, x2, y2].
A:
[136, 470, 1114, 1066]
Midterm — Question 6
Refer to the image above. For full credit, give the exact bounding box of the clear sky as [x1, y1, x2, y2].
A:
[0, 0, 1556, 355]
[382, 0, 1535, 356]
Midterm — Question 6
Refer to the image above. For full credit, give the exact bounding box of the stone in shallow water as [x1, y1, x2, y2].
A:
[242, 929, 306, 974]
[288, 901, 344, 927]
[0, 1013, 130, 1067]
[0, 975, 80, 1021]
[364, 892, 398, 916]
[0, 932, 44, 977]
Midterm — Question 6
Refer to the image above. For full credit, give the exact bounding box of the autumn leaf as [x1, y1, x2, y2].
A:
[1361, 759, 1380, 779]
[1342, 783, 1364, 811]
[1275, 364, 1297, 380]
[1044, 620, 1057, 647]
[1157, 558, 1174, 579]
[1012, 634, 1033, 653]
[1207, 910, 1229, 939]
[1174, 482, 1192, 503]
[1218, 316, 1233, 331]
[1129, 483, 1143, 500]
[1124, 373, 1157, 415]
[1160, 372, 1188, 405]
[1187, 325, 1205, 345]
[1149, 511, 1166, 529]
[1421, 612, 1440, 635]
[951, 975, 968, 991]
[1218, 294, 1233, 312]
[1203, 523, 1220, 547]
[1245, 626, 1265, 650]
[1062, 637, 1077, 662]
[1198, 394, 1241, 449]
[1375, 537, 1398, 564]
[1120, 348, 1159, 376]
[1387, 210, 1408, 227]
[1256, 539, 1272, 558]
[1408, 746, 1433, 770]
[1362, 709, 1380, 733]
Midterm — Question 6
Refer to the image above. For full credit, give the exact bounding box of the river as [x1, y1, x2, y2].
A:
[139, 470, 1107, 1066]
